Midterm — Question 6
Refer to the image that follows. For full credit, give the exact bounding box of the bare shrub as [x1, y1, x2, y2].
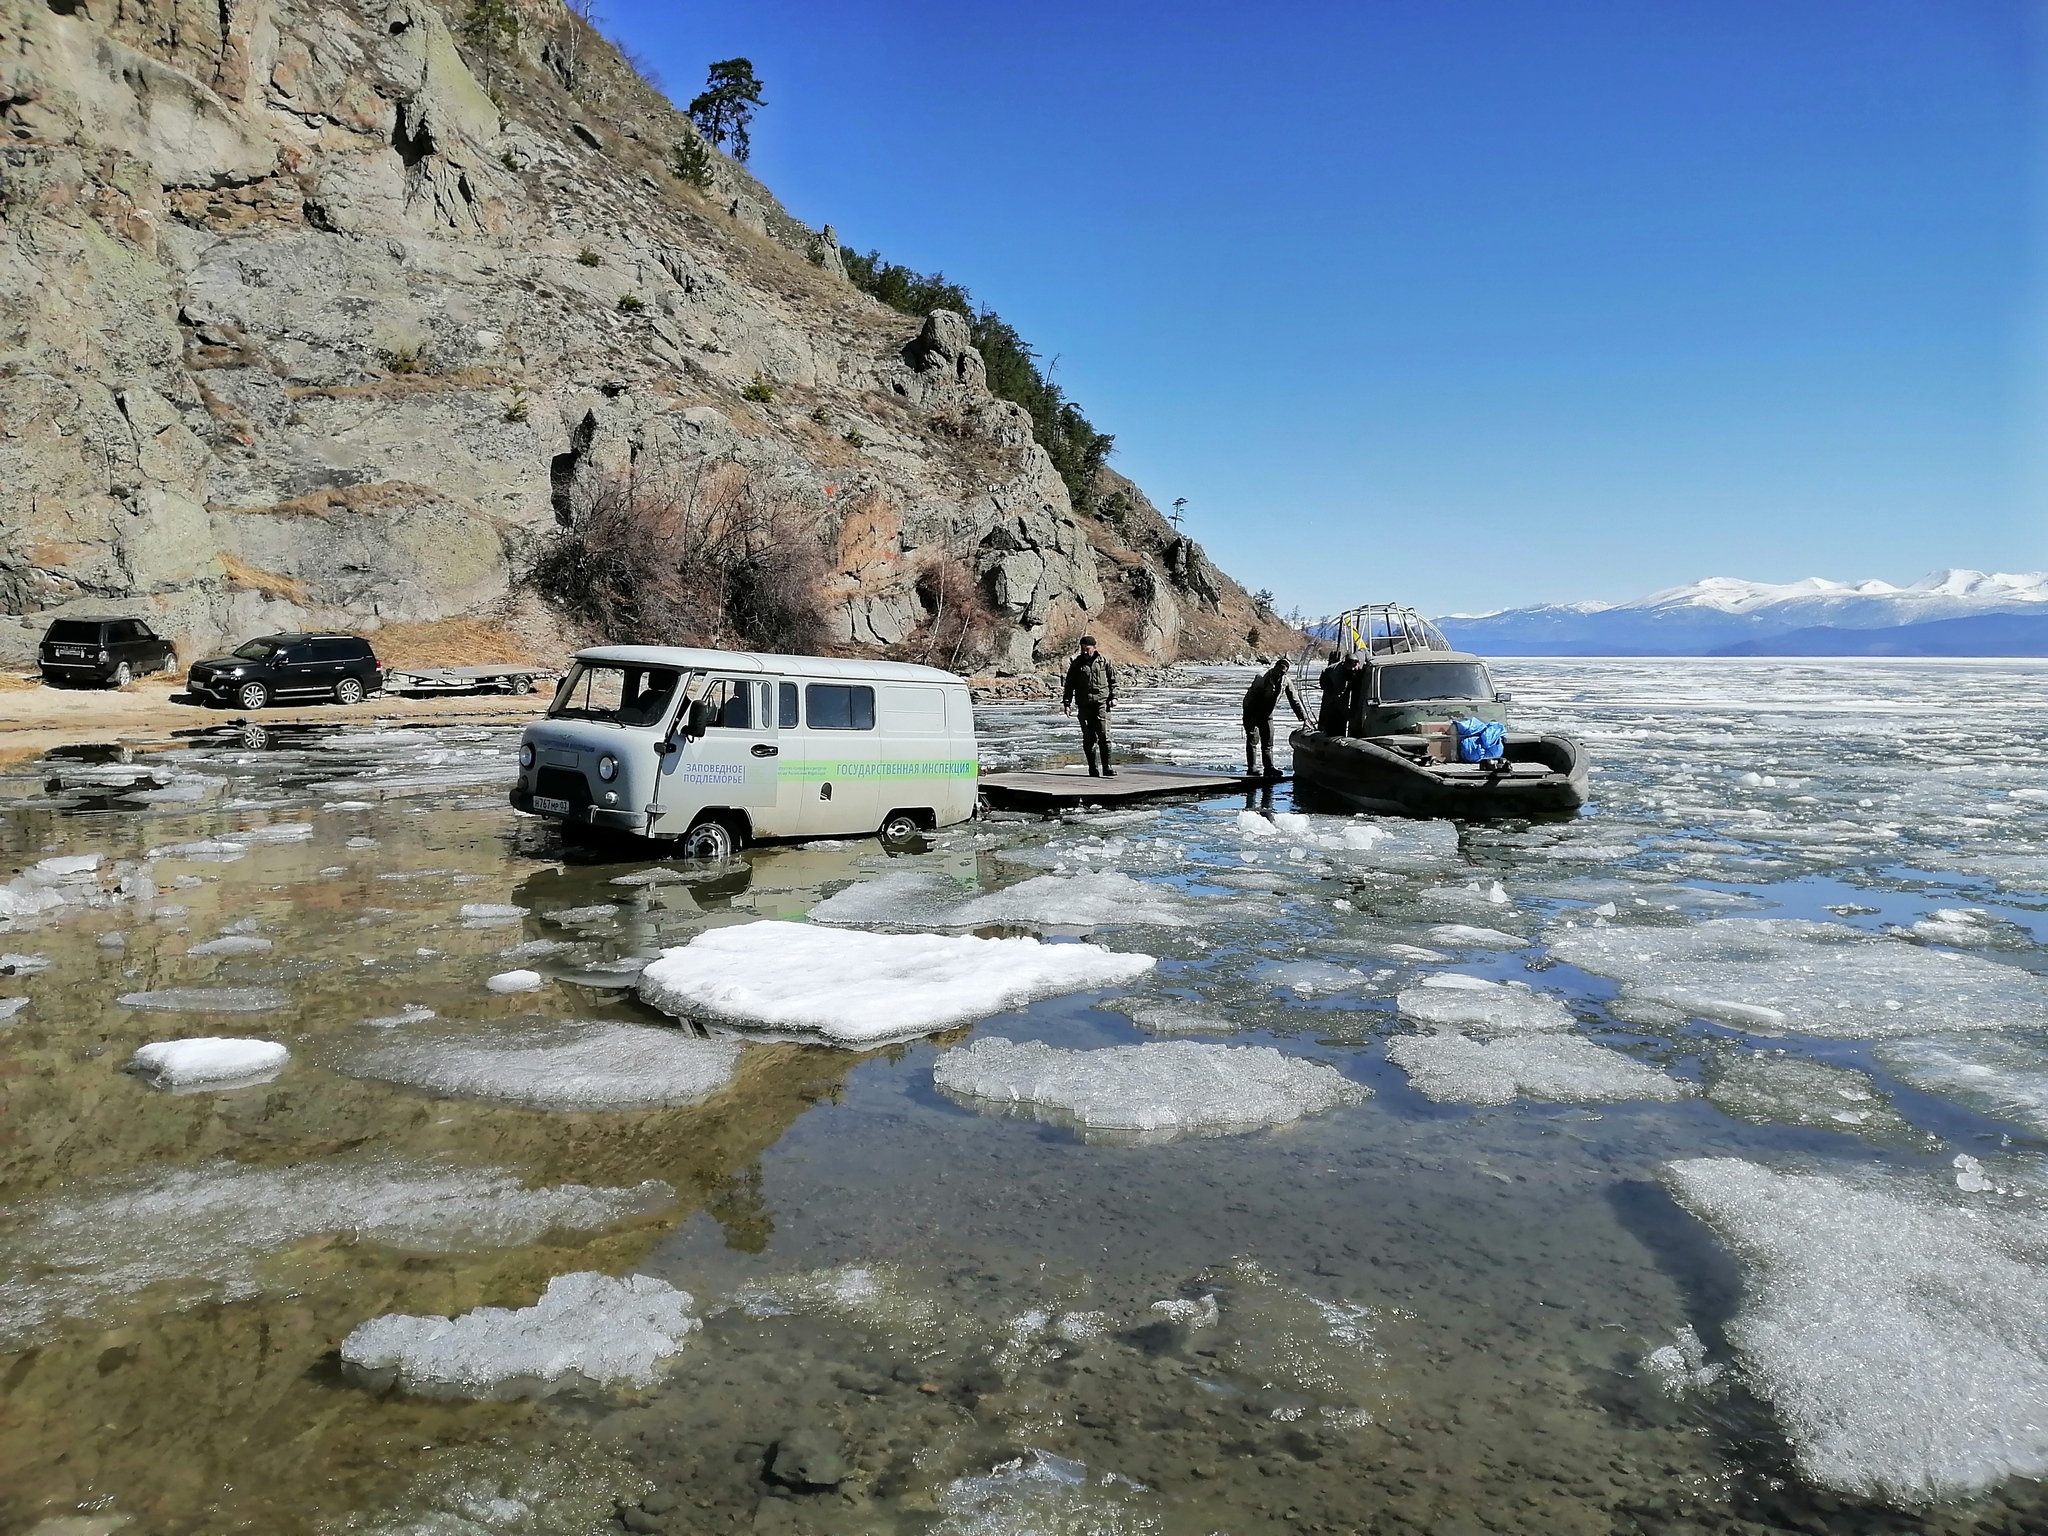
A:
[529, 464, 830, 654]
[888, 554, 997, 673]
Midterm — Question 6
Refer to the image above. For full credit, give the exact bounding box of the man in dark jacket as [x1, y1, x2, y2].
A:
[1061, 636, 1118, 776]
[1242, 658, 1308, 780]
[1316, 651, 1347, 734]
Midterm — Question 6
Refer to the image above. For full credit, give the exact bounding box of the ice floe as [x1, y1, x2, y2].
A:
[0, 998, 27, 1021]
[932, 1037, 1365, 1142]
[1119, 1001, 1240, 1033]
[127, 1037, 288, 1089]
[1254, 958, 1369, 996]
[1426, 924, 1529, 949]
[362, 1004, 436, 1028]
[1706, 1051, 1905, 1136]
[1664, 1156, 2048, 1501]
[810, 870, 1195, 931]
[638, 922, 1155, 1044]
[1232, 809, 1457, 868]
[0, 1158, 671, 1346]
[1549, 917, 2048, 1037]
[340, 1271, 699, 1397]
[1395, 973, 1573, 1033]
[1386, 1032, 1689, 1105]
[1896, 907, 2033, 949]
[1877, 1036, 2048, 1136]
[485, 969, 545, 993]
[117, 986, 288, 1013]
[350, 1020, 745, 1109]
[1423, 879, 1512, 908]
[459, 902, 528, 927]
[185, 934, 273, 957]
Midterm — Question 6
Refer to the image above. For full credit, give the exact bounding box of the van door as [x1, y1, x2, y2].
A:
[877, 684, 953, 825]
[658, 676, 775, 834]
[756, 678, 808, 839]
[797, 680, 880, 835]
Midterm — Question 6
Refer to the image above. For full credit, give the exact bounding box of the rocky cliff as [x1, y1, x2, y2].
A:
[0, 0, 1295, 672]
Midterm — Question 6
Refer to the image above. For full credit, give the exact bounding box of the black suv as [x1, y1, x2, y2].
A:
[186, 633, 383, 710]
[39, 617, 178, 687]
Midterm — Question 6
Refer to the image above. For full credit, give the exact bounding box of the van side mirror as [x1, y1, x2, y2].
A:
[1495, 691, 1514, 704]
[686, 699, 716, 737]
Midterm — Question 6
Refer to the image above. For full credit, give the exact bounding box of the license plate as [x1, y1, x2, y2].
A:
[532, 795, 572, 814]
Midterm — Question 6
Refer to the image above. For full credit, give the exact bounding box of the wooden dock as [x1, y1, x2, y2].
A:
[978, 762, 1280, 811]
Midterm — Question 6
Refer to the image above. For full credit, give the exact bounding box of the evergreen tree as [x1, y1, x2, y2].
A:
[688, 58, 765, 162]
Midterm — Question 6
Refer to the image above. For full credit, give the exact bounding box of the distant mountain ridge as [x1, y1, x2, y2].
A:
[1437, 570, 2048, 655]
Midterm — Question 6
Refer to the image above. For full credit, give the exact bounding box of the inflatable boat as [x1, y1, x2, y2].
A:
[1289, 604, 1588, 819]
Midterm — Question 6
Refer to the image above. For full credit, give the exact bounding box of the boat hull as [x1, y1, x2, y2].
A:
[1289, 729, 1588, 819]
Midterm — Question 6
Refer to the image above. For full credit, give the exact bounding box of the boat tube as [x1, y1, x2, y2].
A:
[1289, 604, 1588, 819]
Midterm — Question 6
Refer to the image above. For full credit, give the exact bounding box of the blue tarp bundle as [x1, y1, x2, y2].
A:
[1455, 718, 1505, 763]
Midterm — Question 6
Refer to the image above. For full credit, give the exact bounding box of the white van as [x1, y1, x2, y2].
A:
[510, 646, 979, 856]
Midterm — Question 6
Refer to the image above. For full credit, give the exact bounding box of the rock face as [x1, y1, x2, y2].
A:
[0, 0, 1295, 670]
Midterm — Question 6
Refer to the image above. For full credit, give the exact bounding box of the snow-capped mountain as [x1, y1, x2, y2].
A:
[1437, 571, 2048, 655]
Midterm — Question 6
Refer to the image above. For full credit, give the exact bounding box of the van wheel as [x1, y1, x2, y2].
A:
[879, 811, 927, 848]
[110, 662, 132, 688]
[334, 676, 366, 705]
[682, 815, 743, 861]
[236, 681, 270, 711]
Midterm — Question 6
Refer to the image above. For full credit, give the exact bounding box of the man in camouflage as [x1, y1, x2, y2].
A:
[1061, 635, 1118, 776]
[1241, 657, 1308, 780]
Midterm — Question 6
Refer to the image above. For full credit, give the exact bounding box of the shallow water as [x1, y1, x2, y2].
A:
[1, 662, 2046, 1535]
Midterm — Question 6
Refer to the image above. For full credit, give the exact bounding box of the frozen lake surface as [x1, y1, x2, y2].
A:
[1, 659, 2046, 1534]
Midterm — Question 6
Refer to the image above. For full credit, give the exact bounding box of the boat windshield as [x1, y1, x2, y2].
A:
[1376, 661, 1493, 703]
[549, 662, 685, 726]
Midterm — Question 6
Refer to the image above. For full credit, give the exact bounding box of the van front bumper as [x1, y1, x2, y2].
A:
[509, 787, 646, 833]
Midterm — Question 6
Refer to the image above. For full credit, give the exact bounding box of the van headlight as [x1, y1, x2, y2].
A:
[596, 754, 618, 781]
[518, 742, 535, 769]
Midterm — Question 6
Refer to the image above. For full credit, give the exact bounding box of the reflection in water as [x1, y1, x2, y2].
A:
[1, 662, 2047, 1535]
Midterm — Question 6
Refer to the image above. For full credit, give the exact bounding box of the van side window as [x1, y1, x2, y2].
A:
[701, 677, 755, 729]
[805, 683, 874, 730]
[778, 682, 799, 728]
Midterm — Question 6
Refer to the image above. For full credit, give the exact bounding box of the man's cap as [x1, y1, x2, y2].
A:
[1079, 636, 1097, 647]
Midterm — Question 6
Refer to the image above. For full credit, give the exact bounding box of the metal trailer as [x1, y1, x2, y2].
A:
[380, 665, 556, 697]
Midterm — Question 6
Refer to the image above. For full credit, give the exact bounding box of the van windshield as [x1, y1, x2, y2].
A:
[550, 662, 684, 727]
[1375, 662, 1493, 703]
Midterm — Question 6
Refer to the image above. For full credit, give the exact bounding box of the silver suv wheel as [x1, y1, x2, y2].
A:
[237, 681, 270, 711]
[335, 676, 365, 705]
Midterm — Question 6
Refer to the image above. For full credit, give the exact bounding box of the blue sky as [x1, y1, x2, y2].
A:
[600, 0, 2041, 617]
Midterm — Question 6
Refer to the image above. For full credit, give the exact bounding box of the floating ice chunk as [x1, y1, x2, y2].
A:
[807, 870, 965, 927]
[949, 873, 1195, 931]
[1706, 1052, 1904, 1136]
[1237, 810, 1457, 868]
[727, 1264, 942, 1338]
[933, 1450, 1155, 1536]
[352, 1021, 746, 1109]
[1663, 1156, 2048, 1501]
[118, 986, 287, 1013]
[1383, 943, 1449, 963]
[145, 838, 247, 863]
[31, 854, 100, 881]
[1254, 959, 1365, 996]
[1878, 1036, 2048, 1136]
[1953, 1153, 1995, 1193]
[322, 800, 376, 811]
[1387, 1031, 1688, 1105]
[0, 953, 50, 974]
[1151, 1294, 1220, 1328]
[543, 904, 620, 925]
[362, 1004, 436, 1028]
[498, 939, 571, 959]
[1121, 1002, 1239, 1033]
[934, 1037, 1365, 1142]
[638, 922, 1155, 1044]
[236, 822, 314, 844]
[1424, 880, 1511, 908]
[485, 970, 544, 993]
[127, 1037, 288, 1089]
[1396, 973, 1573, 1034]
[608, 868, 694, 887]
[186, 935, 273, 957]
[1539, 842, 1635, 862]
[1900, 908, 2030, 949]
[460, 902, 528, 926]
[1426, 924, 1528, 950]
[1550, 918, 2048, 1038]
[0, 1158, 671, 1347]
[0, 998, 29, 1020]
[340, 1271, 699, 1398]
[1643, 1324, 1724, 1396]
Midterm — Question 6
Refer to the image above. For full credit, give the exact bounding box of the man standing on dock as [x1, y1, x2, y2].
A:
[1061, 636, 1118, 776]
[1242, 658, 1308, 780]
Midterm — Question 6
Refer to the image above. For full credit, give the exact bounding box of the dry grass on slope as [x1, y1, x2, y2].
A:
[367, 618, 542, 667]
